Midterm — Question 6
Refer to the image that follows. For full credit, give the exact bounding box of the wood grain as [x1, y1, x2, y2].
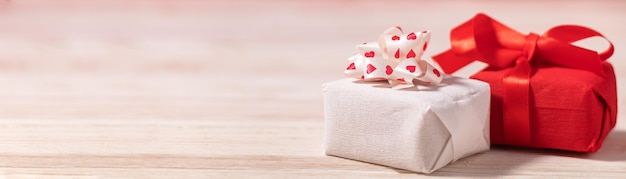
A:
[0, 0, 624, 178]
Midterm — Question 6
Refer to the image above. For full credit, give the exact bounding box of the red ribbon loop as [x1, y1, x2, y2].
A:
[433, 13, 614, 146]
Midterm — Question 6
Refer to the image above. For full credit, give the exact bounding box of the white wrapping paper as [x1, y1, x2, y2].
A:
[322, 75, 490, 173]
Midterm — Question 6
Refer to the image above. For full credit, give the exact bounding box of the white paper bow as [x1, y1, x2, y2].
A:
[345, 26, 443, 87]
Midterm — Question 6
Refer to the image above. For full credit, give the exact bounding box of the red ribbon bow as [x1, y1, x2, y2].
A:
[433, 13, 614, 146]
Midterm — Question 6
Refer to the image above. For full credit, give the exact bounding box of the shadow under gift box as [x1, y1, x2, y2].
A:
[322, 76, 491, 173]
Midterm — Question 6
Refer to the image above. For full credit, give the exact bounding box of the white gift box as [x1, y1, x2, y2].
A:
[322, 75, 491, 173]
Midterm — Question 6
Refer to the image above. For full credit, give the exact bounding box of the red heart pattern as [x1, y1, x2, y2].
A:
[346, 63, 356, 70]
[407, 32, 417, 40]
[406, 49, 416, 58]
[347, 27, 439, 85]
[406, 65, 416, 73]
[394, 49, 400, 59]
[366, 64, 377, 74]
[385, 65, 393, 75]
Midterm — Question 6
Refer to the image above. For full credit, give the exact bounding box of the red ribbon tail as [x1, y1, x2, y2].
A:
[432, 49, 475, 74]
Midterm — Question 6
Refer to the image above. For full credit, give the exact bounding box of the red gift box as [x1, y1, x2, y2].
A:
[433, 13, 617, 152]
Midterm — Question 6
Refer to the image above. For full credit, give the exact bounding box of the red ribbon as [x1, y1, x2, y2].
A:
[433, 13, 614, 146]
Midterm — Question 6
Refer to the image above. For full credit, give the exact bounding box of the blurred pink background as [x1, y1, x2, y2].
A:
[0, 0, 623, 74]
[0, 0, 623, 128]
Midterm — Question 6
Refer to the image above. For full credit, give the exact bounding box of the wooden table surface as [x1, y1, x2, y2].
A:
[0, 0, 624, 178]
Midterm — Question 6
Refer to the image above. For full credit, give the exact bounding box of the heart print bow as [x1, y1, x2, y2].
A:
[345, 26, 443, 87]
